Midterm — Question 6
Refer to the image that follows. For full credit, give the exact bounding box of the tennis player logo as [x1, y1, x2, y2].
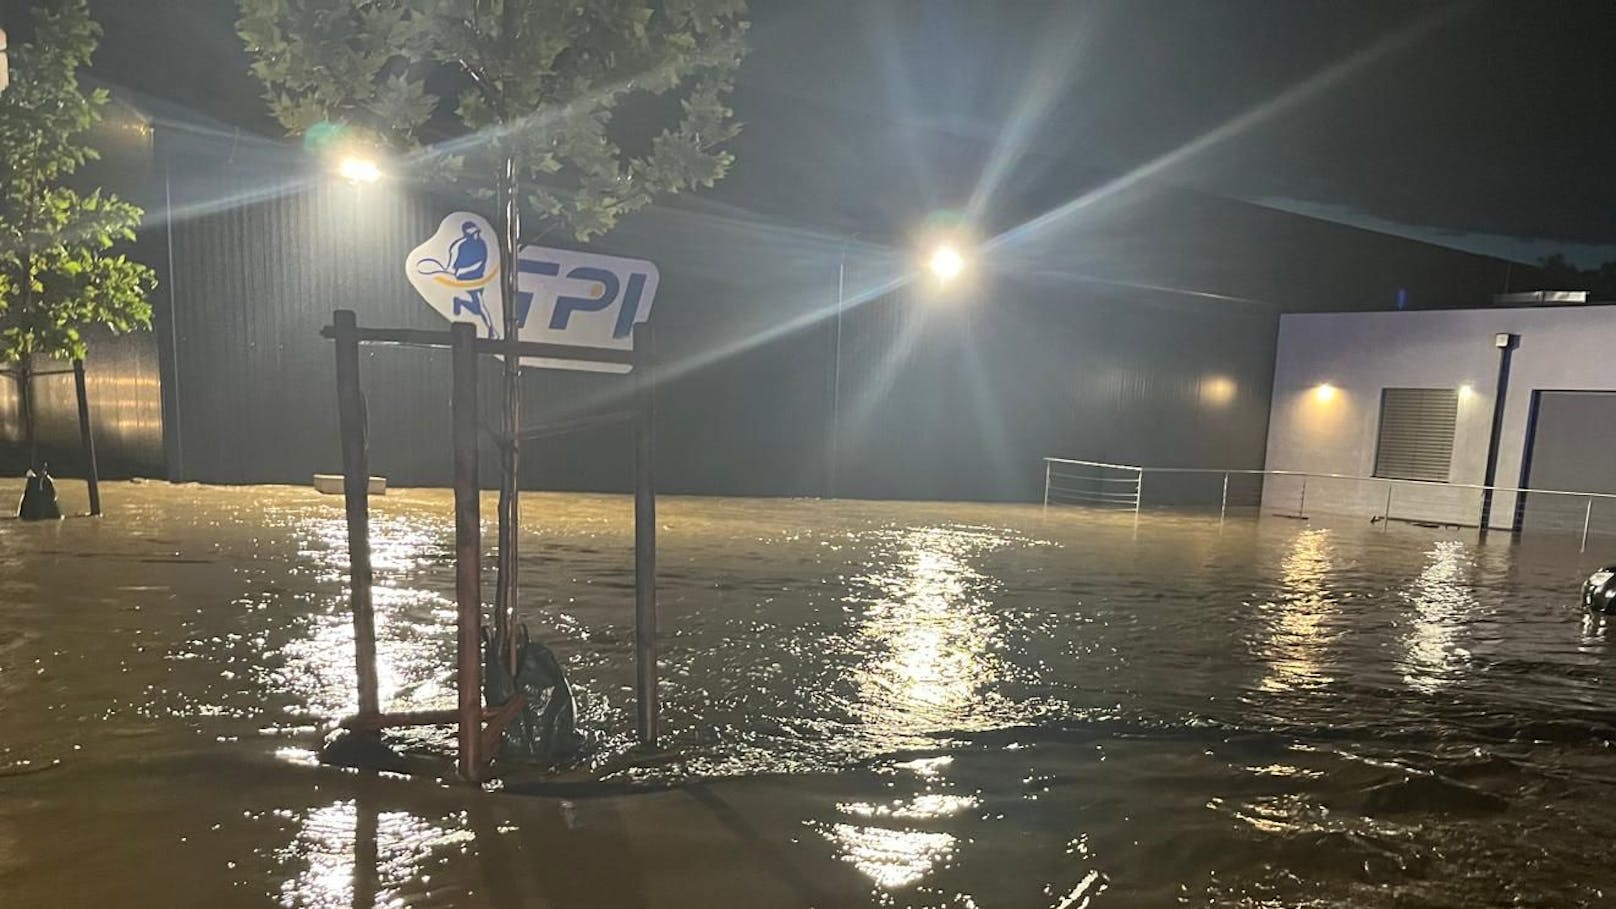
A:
[407, 211, 661, 373]
[407, 213, 502, 337]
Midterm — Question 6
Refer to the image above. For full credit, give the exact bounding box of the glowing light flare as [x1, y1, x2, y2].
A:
[1312, 383, 1337, 403]
[1458, 383, 1476, 400]
[1200, 375, 1238, 408]
[927, 244, 966, 283]
[337, 155, 382, 184]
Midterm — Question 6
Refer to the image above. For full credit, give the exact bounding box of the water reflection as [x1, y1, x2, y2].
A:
[816, 528, 1015, 895]
[822, 823, 956, 890]
[274, 800, 470, 909]
[1255, 529, 1338, 693]
[1400, 541, 1476, 691]
[267, 514, 459, 727]
[817, 755, 976, 893]
[849, 527, 1013, 747]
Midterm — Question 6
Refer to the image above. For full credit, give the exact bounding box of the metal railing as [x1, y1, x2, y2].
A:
[1042, 457, 1616, 552]
[1042, 457, 1144, 515]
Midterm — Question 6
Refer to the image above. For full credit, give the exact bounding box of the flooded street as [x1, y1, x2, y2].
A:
[4, 481, 1616, 907]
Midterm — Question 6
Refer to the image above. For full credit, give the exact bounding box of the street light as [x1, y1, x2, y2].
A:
[827, 232, 975, 497]
[338, 154, 382, 184]
[828, 233, 859, 499]
[928, 243, 966, 282]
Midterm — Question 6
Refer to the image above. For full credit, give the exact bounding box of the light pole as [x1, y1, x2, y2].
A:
[827, 235, 971, 498]
[827, 234, 856, 499]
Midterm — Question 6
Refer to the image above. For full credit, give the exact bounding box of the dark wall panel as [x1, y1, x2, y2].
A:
[1521, 391, 1616, 537]
[146, 140, 1520, 503]
[0, 330, 165, 479]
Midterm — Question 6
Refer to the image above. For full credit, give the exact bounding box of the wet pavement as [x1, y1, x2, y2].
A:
[3, 480, 1616, 906]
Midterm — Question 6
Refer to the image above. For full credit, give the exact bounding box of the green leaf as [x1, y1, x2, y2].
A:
[0, 0, 157, 364]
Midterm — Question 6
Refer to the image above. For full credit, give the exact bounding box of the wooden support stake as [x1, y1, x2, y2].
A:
[333, 310, 380, 721]
[450, 322, 484, 781]
[72, 359, 101, 516]
[633, 321, 659, 746]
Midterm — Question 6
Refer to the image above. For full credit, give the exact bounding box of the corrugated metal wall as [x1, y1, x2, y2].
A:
[0, 330, 166, 479]
[126, 132, 1525, 503]
[153, 153, 1282, 501]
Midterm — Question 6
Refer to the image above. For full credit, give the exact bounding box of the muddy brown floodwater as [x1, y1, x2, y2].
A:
[4, 480, 1616, 907]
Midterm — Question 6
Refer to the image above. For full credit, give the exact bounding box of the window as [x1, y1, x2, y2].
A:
[1373, 388, 1458, 482]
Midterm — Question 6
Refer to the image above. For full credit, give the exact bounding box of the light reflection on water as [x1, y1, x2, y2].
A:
[274, 800, 470, 909]
[817, 756, 978, 893]
[10, 484, 1616, 907]
[821, 823, 957, 890]
[1400, 540, 1477, 692]
[267, 513, 462, 727]
[848, 527, 1020, 748]
[1254, 528, 1339, 693]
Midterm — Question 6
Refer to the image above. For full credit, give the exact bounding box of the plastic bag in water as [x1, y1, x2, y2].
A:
[483, 624, 582, 765]
[17, 467, 61, 521]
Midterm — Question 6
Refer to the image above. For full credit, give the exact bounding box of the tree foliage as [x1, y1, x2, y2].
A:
[0, 0, 156, 362]
[238, 0, 748, 242]
[1537, 254, 1616, 301]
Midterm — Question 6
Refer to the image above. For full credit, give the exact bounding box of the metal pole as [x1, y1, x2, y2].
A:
[332, 310, 379, 721]
[1219, 472, 1229, 524]
[1582, 497, 1593, 554]
[450, 323, 483, 782]
[1043, 460, 1052, 509]
[633, 322, 659, 746]
[828, 241, 848, 499]
[1298, 476, 1308, 519]
[72, 359, 101, 516]
[1383, 482, 1393, 530]
[1134, 471, 1144, 519]
[1478, 333, 1518, 533]
[494, 155, 522, 677]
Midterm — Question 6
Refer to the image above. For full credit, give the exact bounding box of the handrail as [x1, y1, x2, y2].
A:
[1041, 457, 1143, 472]
[1041, 457, 1616, 502]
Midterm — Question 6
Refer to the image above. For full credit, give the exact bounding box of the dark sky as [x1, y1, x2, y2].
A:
[67, 0, 1616, 265]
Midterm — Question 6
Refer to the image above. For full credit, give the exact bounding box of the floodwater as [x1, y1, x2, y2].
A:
[3, 481, 1616, 907]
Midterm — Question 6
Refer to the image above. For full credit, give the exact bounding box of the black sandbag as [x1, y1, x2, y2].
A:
[482, 624, 582, 765]
[16, 467, 61, 521]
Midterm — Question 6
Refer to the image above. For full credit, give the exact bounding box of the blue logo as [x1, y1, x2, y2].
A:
[408, 212, 660, 373]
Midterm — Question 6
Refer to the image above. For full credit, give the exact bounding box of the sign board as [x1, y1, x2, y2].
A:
[407, 212, 659, 373]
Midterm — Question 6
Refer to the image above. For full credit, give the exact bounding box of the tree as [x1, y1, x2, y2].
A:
[238, 0, 748, 665]
[1538, 254, 1616, 301]
[0, 0, 157, 467]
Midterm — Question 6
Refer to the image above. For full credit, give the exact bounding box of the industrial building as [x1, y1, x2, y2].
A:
[1262, 296, 1616, 535]
[1, 102, 1548, 504]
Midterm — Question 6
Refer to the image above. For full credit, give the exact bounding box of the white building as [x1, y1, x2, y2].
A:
[1262, 300, 1616, 535]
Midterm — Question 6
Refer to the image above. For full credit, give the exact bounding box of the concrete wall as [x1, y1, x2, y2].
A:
[1263, 305, 1616, 528]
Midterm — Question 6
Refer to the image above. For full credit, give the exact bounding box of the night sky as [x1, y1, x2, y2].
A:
[56, 0, 1616, 265]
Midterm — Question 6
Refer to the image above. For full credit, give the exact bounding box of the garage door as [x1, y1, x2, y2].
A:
[1519, 391, 1616, 537]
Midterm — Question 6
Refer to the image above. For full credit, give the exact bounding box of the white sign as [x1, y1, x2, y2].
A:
[406, 212, 659, 373]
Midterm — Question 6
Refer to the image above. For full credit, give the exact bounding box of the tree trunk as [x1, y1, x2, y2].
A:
[16, 354, 36, 471]
[493, 154, 522, 675]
